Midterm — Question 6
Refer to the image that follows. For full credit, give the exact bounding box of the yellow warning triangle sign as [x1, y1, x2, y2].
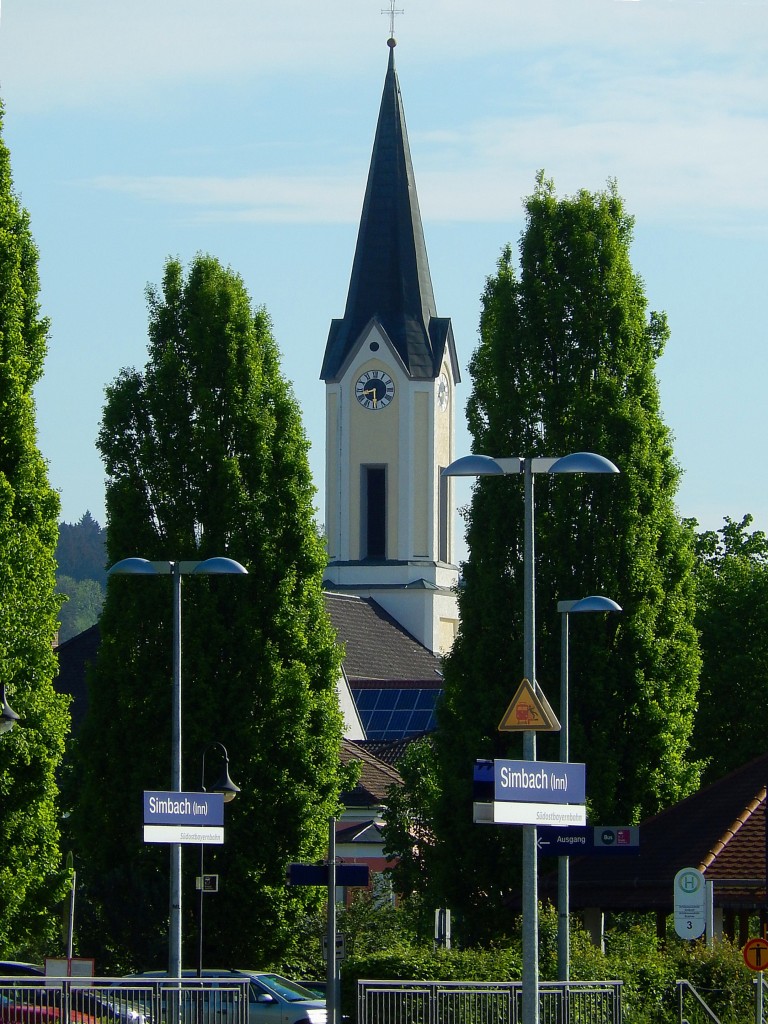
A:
[498, 678, 561, 732]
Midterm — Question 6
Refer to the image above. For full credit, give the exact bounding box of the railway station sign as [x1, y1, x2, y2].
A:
[494, 758, 586, 805]
[491, 801, 586, 826]
[537, 826, 640, 856]
[143, 790, 225, 845]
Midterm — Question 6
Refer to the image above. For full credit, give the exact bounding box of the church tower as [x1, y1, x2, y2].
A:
[321, 37, 460, 656]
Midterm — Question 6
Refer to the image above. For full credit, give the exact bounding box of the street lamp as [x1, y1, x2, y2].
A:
[0, 683, 19, 734]
[198, 741, 240, 977]
[107, 556, 248, 977]
[556, 596, 622, 981]
[443, 453, 619, 1024]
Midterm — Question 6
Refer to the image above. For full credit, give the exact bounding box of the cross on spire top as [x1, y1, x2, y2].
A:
[381, 0, 403, 40]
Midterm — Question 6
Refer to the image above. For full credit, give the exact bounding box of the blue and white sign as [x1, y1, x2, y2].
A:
[144, 824, 224, 844]
[537, 826, 640, 856]
[493, 801, 587, 826]
[494, 759, 586, 805]
[143, 791, 224, 826]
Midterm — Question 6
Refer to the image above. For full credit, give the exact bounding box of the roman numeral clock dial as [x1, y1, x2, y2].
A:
[355, 370, 395, 410]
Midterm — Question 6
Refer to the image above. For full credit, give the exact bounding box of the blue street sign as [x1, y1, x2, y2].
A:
[536, 825, 640, 856]
[494, 759, 586, 805]
[288, 863, 370, 886]
[143, 791, 224, 826]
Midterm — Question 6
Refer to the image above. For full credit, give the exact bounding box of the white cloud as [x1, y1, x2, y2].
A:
[2, 0, 766, 112]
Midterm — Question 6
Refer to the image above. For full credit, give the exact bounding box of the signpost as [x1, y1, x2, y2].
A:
[537, 826, 640, 856]
[288, 863, 370, 887]
[743, 937, 768, 971]
[498, 679, 560, 732]
[495, 759, 585, 804]
[492, 801, 587, 826]
[674, 867, 707, 940]
[143, 791, 224, 845]
[473, 758, 587, 828]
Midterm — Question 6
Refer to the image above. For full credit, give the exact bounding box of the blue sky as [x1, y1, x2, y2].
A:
[0, 0, 766, 553]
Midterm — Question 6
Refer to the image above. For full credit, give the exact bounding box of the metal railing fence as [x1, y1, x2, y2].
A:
[357, 979, 623, 1024]
[0, 976, 249, 1024]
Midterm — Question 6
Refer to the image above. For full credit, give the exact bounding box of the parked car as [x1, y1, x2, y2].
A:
[0, 971, 144, 1024]
[0, 967, 44, 979]
[123, 970, 325, 1024]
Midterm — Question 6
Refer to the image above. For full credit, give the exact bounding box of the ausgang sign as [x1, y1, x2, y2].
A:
[494, 759, 586, 805]
[143, 791, 224, 845]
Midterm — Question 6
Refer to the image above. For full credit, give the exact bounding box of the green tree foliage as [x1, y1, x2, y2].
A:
[0, 102, 70, 954]
[690, 515, 768, 783]
[429, 176, 701, 940]
[56, 512, 107, 584]
[55, 513, 107, 641]
[55, 576, 104, 643]
[382, 738, 441, 938]
[71, 256, 347, 970]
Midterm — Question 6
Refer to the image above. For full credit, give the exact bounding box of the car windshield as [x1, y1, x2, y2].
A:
[253, 975, 318, 1002]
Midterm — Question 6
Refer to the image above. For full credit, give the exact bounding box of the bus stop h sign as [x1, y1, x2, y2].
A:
[674, 867, 706, 940]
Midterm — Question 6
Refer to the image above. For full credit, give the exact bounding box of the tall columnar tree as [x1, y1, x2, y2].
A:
[71, 256, 347, 970]
[0, 102, 70, 954]
[431, 176, 701, 939]
[691, 515, 768, 784]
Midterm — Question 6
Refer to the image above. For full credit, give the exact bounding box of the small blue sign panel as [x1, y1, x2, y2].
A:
[537, 825, 640, 856]
[143, 791, 224, 826]
[288, 864, 370, 887]
[494, 759, 586, 805]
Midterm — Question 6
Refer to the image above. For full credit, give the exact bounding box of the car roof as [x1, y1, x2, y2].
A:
[130, 970, 268, 978]
[0, 962, 45, 975]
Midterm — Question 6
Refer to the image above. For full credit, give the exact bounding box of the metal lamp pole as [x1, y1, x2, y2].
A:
[198, 742, 240, 977]
[443, 452, 618, 1024]
[0, 683, 19, 734]
[108, 556, 248, 977]
[556, 596, 621, 981]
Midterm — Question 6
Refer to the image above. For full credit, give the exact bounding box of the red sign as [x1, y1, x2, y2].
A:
[743, 938, 768, 971]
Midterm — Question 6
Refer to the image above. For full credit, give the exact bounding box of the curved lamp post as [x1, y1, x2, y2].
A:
[443, 453, 619, 1024]
[107, 556, 248, 977]
[0, 683, 19, 735]
[557, 596, 622, 981]
[198, 741, 240, 977]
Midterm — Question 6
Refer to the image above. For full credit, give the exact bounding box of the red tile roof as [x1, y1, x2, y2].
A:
[545, 752, 768, 911]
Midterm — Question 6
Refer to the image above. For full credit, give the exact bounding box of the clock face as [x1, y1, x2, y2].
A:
[437, 373, 450, 411]
[355, 370, 395, 410]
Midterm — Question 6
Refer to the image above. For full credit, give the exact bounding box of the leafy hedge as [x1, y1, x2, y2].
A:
[340, 909, 758, 1024]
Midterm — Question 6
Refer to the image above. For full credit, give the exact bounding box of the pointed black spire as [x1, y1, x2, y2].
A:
[322, 40, 455, 381]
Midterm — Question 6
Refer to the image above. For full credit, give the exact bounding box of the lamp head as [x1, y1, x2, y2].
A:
[211, 763, 241, 803]
[202, 742, 241, 802]
[550, 452, 619, 475]
[107, 558, 158, 576]
[0, 684, 20, 734]
[442, 455, 505, 477]
[570, 596, 622, 615]
[193, 557, 248, 576]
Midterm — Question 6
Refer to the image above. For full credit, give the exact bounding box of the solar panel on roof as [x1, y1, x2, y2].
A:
[352, 687, 441, 740]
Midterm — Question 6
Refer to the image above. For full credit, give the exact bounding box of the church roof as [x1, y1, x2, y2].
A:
[55, 594, 443, 742]
[324, 592, 442, 683]
[321, 40, 457, 382]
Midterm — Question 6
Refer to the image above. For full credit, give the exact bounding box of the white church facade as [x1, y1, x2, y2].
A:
[321, 37, 460, 659]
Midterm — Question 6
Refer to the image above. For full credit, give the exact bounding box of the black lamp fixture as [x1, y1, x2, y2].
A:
[0, 684, 19, 735]
[202, 741, 240, 802]
[198, 741, 240, 977]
